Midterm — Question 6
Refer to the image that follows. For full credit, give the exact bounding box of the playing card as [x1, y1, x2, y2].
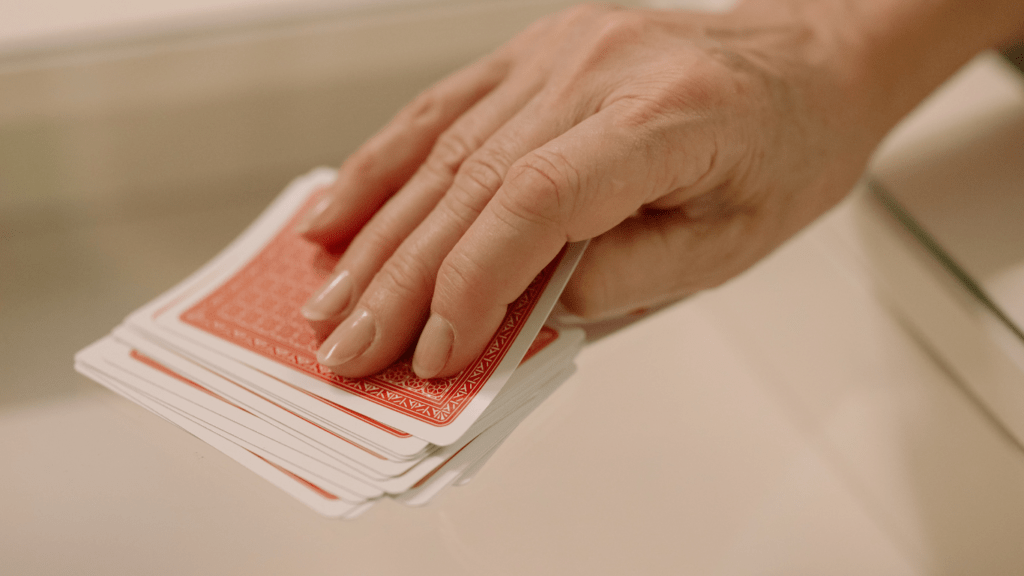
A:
[113, 320, 579, 467]
[98, 340, 421, 480]
[124, 168, 586, 445]
[79, 320, 580, 473]
[396, 365, 574, 506]
[107, 329, 576, 486]
[74, 167, 588, 517]
[79, 341, 387, 499]
[453, 441, 502, 487]
[76, 332, 578, 512]
[74, 360, 373, 518]
[110, 335, 430, 476]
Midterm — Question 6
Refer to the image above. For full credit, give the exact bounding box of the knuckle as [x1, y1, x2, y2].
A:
[454, 150, 507, 197]
[610, 59, 736, 127]
[434, 251, 481, 308]
[403, 88, 444, 129]
[543, 9, 648, 106]
[425, 130, 477, 177]
[593, 10, 648, 45]
[501, 151, 579, 229]
[376, 251, 436, 303]
[439, 183, 487, 231]
[351, 219, 400, 255]
[612, 94, 670, 130]
[678, 67, 732, 110]
[673, 57, 741, 111]
[438, 152, 507, 228]
[614, 65, 727, 124]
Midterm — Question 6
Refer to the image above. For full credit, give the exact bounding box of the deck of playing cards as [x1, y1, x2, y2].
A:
[75, 168, 586, 518]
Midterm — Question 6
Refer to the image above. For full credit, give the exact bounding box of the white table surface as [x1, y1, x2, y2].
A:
[2, 2, 1024, 574]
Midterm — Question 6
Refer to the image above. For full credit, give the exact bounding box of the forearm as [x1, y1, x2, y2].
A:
[732, 0, 1024, 138]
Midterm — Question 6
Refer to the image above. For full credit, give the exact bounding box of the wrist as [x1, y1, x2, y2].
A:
[731, 0, 1024, 138]
[850, 0, 1022, 121]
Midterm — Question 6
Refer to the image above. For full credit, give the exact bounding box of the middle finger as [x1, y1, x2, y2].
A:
[316, 92, 585, 376]
[301, 68, 547, 332]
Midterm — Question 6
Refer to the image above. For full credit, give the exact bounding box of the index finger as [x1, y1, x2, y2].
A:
[296, 53, 511, 246]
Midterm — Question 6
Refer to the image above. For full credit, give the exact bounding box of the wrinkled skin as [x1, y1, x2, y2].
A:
[295, 1, 1022, 379]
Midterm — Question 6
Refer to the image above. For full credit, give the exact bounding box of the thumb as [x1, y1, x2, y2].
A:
[560, 200, 769, 320]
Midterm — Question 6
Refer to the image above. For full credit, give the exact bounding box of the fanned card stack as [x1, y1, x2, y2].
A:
[76, 168, 586, 518]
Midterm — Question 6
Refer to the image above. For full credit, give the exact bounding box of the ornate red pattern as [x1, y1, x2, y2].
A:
[180, 204, 562, 428]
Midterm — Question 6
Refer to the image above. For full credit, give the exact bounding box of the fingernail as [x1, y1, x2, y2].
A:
[412, 314, 454, 379]
[302, 270, 353, 321]
[318, 308, 375, 367]
[294, 192, 336, 235]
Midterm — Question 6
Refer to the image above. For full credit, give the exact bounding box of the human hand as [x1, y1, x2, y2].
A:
[294, 1, 1011, 379]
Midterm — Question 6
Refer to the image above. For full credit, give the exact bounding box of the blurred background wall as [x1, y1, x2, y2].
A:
[0, 0, 602, 405]
[0, 0, 1017, 407]
[0, 0, 599, 230]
